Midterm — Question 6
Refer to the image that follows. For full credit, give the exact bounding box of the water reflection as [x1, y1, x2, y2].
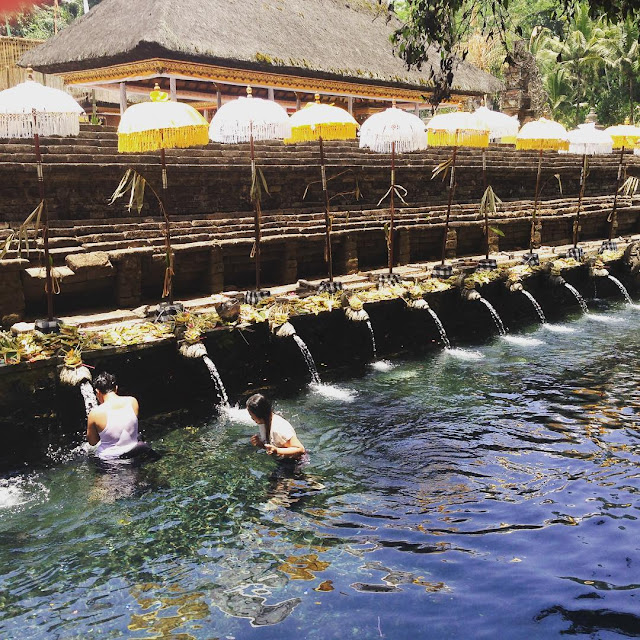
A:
[0, 300, 639, 638]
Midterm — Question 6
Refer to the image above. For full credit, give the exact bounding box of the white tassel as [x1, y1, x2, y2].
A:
[0, 112, 80, 139]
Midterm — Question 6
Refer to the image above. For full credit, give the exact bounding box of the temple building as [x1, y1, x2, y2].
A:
[20, 0, 502, 121]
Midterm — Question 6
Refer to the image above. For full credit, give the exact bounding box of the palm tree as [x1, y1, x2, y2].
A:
[540, 4, 610, 125]
[544, 69, 573, 123]
[605, 19, 640, 123]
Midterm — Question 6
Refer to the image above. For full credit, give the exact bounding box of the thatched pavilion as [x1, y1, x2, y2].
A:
[20, 0, 501, 121]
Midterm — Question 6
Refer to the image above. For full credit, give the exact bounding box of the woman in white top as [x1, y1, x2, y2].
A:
[87, 372, 145, 460]
[247, 394, 308, 473]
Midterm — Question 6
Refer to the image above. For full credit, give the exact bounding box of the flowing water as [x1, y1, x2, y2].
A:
[564, 283, 589, 313]
[365, 320, 377, 359]
[79, 380, 98, 417]
[607, 275, 633, 304]
[478, 296, 506, 335]
[521, 289, 546, 324]
[1, 301, 640, 638]
[426, 307, 452, 349]
[293, 335, 321, 385]
[202, 355, 229, 406]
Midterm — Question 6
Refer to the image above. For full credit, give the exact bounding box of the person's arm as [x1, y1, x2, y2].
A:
[250, 434, 265, 448]
[87, 410, 100, 446]
[130, 397, 139, 416]
[265, 434, 305, 458]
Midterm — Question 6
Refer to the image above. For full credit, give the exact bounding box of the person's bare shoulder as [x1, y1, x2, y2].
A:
[127, 396, 140, 415]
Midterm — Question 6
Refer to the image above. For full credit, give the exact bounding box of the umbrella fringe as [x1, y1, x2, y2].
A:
[284, 123, 357, 144]
[610, 135, 640, 149]
[516, 138, 569, 151]
[0, 112, 80, 139]
[118, 125, 209, 153]
[358, 135, 425, 154]
[209, 121, 290, 144]
[427, 130, 489, 148]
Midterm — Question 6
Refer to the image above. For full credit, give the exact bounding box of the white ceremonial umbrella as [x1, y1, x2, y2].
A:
[0, 71, 84, 329]
[471, 106, 520, 144]
[566, 123, 614, 249]
[209, 87, 291, 291]
[360, 103, 427, 275]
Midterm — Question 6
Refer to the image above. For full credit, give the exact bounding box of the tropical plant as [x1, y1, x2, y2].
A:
[604, 19, 640, 122]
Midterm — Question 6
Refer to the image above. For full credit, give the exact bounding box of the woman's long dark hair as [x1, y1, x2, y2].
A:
[246, 394, 273, 442]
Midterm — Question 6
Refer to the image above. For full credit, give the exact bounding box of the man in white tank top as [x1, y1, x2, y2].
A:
[87, 372, 141, 460]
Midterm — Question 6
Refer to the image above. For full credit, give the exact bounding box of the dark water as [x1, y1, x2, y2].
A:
[1, 301, 639, 639]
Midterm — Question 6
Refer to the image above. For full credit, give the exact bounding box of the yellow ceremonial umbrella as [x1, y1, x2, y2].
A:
[604, 122, 640, 242]
[117, 84, 209, 308]
[285, 95, 358, 284]
[426, 112, 490, 274]
[516, 118, 569, 259]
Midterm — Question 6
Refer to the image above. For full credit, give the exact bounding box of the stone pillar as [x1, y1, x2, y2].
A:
[208, 244, 224, 293]
[280, 240, 298, 284]
[111, 250, 142, 307]
[268, 87, 275, 101]
[296, 95, 301, 111]
[169, 76, 177, 102]
[348, 96, 354, 115]
[487, 228, 500, 254]
[216, 90, 222, 111]
[119, 82, 127, 115]
[0, 259, 27, 323]
[445, 229, 457, 259]
[396, 227, 411, 265]
[337, 233, 358, 275]
[414, 102, 420, 117]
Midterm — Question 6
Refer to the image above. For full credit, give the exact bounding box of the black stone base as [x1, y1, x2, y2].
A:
[35, 318, 61, 334]
[566, 247, 584, 261]
[432, 264, 453, 279]
[599, 240, 618, 253]
[522, 253, 540, 266]
[244, 290, 272, 305]
[318, 280, 344, 294]
[476, 258, 498, 271]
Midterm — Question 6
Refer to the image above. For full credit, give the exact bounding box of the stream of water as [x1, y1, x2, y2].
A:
[1, 299, 639, 639]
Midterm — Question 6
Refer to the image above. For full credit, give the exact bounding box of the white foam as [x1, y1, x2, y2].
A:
[543, 324, 576, 334]
[445, 348, 484, 361]
[222, 405, 255, 425]
[502, 335, 544, 347]
[0, 477, 49, 510]
[370, 360, 395, 372]
[587, 314, 623, 324]
[309, 383, 357, 402]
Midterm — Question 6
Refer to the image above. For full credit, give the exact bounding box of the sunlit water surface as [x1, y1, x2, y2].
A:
[1, 301, 639, 639]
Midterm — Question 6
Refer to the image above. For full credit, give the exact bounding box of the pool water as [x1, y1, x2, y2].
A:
[1, 300, 639, 639]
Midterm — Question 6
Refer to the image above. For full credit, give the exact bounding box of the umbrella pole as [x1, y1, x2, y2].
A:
[483, 149, 489, 260]
[609, 145, 625, 241]
[573, 153, 588, 248]
[32, 109, 54, 322]
[389, 141, 396, 274]
[531, 148, 543, 254]
[440, 146, 458, 265]
[318, 136, 333, 281]
[250, 132, 262, 290]
[160, 148, 175, 304]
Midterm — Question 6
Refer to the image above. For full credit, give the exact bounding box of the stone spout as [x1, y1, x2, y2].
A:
[59, 364, 92, 387]
[179, 341, 208, 359]
[273, 321, 297, 338]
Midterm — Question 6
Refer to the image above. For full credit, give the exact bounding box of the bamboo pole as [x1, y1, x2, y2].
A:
[608, 145, 625, 240]
[389, 140, 396, 274]
[318, 136, 333, 281]
[530, 148, 543, 253]
[573, 153, 588, 248]
[249, 126, 262, 290]
[440, 144, 458, 265]
[159, 147, 175, 304]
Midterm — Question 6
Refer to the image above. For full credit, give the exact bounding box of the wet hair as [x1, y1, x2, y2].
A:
[246, 393, 273, 441]
[94, 371, 117, 394]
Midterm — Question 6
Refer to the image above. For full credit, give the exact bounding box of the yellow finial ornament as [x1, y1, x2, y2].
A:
[246, 86, 253, 98]
[315, 93, 321, 103]
[150, 84, 169, 102]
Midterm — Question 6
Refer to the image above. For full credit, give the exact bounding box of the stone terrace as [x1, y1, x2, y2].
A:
[1, 125, 639, 320]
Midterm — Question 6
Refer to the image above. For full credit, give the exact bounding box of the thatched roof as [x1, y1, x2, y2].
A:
[21, 0, 502, 95]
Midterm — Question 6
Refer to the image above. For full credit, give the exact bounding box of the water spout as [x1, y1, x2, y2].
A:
[292, 334, 321, 384]
[79, 380, 97, 418]
[563, 283, 588, 313]
[425, 307, 452, 349]
[478, 297, 506, 335]
[521, 290, 546, 324]
[607, 275, 632, 304]
[365, 320, 377, 359]
[202, 355, 229, 406]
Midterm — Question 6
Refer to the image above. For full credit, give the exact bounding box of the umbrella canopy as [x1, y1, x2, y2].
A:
[118, 85, 209, 153]
[359, 105, 427, 153]
[426, 111, 490, 148]
[285, 96, 358, 143]
[0, 77, 84, 139]
[567, 123, 613, 155]
[209, 90, 291, 144]
[516, 118, 569, 151]
[604, 123, 640, 149]
[472, 107, 519, 143]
